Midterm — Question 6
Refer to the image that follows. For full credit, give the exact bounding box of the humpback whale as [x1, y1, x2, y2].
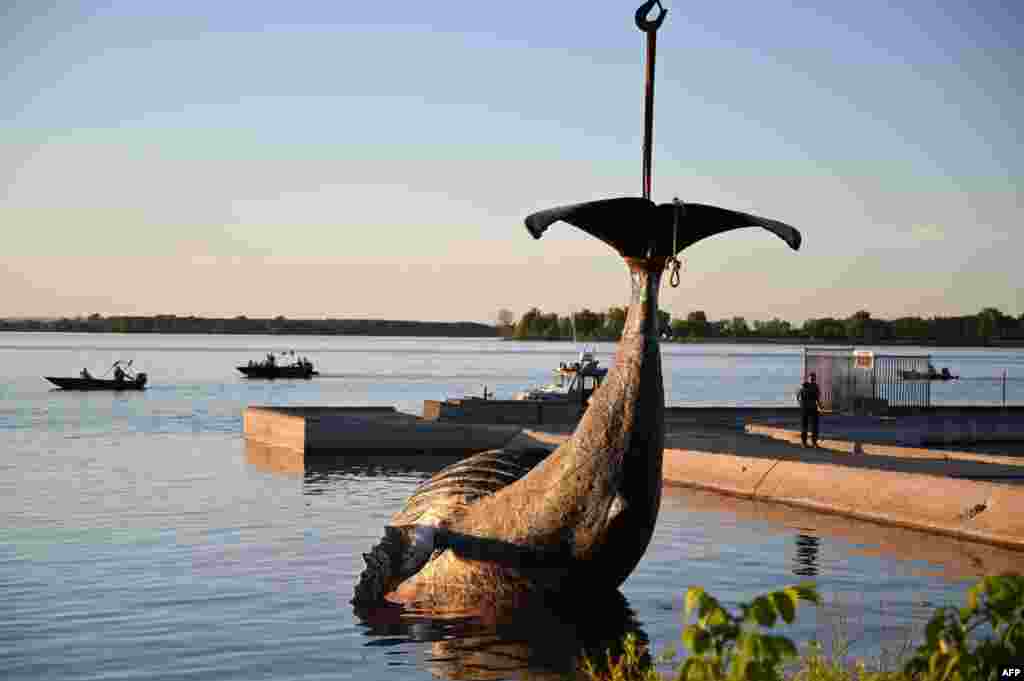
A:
[352, 2, 801, 612]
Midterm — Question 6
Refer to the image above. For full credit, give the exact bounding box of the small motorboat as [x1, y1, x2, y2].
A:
[46, 361, 147, 390]
[237, 352, 318, 379]
[45, 375, 148, 391]
[514, 350, 608, 402]
[900, 366, 958, 381]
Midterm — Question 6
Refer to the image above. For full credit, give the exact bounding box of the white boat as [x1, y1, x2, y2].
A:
[513, 349, 608, 402]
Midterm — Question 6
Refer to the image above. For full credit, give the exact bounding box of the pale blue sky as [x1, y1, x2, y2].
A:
[2, 0, 1021, 324]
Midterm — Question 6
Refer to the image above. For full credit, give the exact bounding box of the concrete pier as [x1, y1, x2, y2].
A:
[509, 409, 1024, 549]
[242, 403, 1024, 550]
[423, 397, 581, 425]
[244, 406, 520, 454]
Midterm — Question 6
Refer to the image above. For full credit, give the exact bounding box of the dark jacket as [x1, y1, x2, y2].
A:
[798, 382, 820, 411]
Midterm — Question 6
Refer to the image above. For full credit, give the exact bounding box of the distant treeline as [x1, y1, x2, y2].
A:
[499, 306, 1024, 346]
[0, 314, 498, 338]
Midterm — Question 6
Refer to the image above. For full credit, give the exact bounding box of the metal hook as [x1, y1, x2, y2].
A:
[635, 0, 667, 33]
[667, 197, 683, 287]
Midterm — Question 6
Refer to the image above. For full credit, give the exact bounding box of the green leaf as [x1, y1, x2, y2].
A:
[702, 595, 724, 619]
[965, 584, 980, 614]
[762, 634, 798, 661]
[748, 660, 780, 681]
[682, 625, 711, 656]
[940, 653, 960, 681]
[987, 578, 1012, 608]
[925, 612, 945, 645]
[792, 582, 822, 605]
[772, 591, 797, 624]
[929, 650, 944, 676]
[730, 655, 750, 681]
[693, 631, 712, 656]
[1002, 573, 1024, 599]
[750, 597, 777, 627]
[740, 632, 758, 658]
[685, 587, 706, 618]
[704, 607, 728, 628]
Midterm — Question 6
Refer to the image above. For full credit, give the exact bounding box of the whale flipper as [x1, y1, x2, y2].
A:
[353, 445, 553, 605]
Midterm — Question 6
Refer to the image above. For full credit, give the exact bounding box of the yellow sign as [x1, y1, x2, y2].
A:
[854, 351, 874, 370]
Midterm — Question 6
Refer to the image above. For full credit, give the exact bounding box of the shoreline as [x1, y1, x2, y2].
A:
[502, 336, 1024, 349]
[4, 327, 1024, 348]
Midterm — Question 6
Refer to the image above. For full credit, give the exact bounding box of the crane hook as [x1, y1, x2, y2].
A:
[635, 0, 667, 33]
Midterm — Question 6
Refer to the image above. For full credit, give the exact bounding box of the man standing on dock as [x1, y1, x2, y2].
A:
[798, 372, 822, 447]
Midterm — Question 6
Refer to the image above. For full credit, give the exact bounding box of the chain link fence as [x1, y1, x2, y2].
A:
[802, 348, 931, 413]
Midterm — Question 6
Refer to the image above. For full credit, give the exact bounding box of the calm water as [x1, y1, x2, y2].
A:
[2, 333, 1023, 680]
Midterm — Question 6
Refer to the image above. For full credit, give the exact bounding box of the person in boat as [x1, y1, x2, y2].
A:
[266, 353, 276, 367]
[113, 365, 126, 382]
[941, 367, 952, 380]
[797, 372, 822, 448]
[80, 368, 92, 379]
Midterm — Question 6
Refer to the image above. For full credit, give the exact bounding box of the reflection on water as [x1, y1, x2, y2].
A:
[304, 453, 467, 487]
[355, 591, 646, 681]
[245, 441, 465, 483]
[793, 533, 821, 577]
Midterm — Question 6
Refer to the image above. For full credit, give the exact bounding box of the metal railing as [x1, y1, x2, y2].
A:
[873, 355, 931, 410]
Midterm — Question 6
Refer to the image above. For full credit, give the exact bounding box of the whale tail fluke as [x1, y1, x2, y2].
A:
[524, 197, 655, 251]
[677, 202, 801, 252]
[525, 197, 801, 258]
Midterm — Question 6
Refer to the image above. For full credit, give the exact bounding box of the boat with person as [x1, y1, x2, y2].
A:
[901, 364, 959, 381]
[45, 360, 148, 391]
[237, 352, 318, 379]
[513, 349, 608, 402]
[513, 311, 608, 402]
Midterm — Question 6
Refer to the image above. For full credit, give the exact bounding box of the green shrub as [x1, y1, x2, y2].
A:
[790, 640, 905, 681]
[672, 583, 821, 680]
[579, 631, 662, 681]
[576, 574, 1023, 681]
[903, 573, 1024, 681]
